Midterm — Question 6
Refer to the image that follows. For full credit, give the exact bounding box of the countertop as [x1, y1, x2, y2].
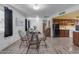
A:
[73, 30, 79, 32]
[60, 29, 69, 30]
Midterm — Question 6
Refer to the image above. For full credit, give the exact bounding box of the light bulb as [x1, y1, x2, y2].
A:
[27, 4, 46, 11]
[32, 4, 40, 10]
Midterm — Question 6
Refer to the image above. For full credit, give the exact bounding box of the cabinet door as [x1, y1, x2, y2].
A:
[73, 32, 79, 46]
[60, 30, 65, 37]
[60, 30, 69, 37]
[64, 30, 69, 37]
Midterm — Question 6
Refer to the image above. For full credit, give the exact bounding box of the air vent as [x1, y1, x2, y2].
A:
[59, 11, 66, 15]
[44, 16, 49, 18]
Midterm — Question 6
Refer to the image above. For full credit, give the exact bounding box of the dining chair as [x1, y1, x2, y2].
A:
[18, 30, 29, 48]
[39, 33, 47, 48]
[26, 32, 40, 54]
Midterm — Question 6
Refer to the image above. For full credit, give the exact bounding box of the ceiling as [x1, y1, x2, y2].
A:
[54, 10, 79, 19]
[9, 4, 77, 18]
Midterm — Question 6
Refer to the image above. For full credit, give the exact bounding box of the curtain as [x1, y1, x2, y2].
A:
[4, 7, 13, 37]
[25, 19, 27, 31]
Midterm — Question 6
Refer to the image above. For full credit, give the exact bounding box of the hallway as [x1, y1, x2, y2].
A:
[1, 37, 79, 54]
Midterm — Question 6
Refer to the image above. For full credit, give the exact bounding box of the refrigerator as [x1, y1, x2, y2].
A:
[53, 24, 60, 37]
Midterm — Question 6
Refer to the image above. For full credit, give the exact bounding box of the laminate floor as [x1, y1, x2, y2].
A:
[0, 37, 79, 54]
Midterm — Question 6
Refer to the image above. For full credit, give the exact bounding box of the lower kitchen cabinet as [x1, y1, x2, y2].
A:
[60, 30, 69, 37]
[73, 31, 79, 47]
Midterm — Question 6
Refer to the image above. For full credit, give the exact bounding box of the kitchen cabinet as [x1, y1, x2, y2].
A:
[73, 31, 79, 47]
[53, 19, 75, 26]
[60, 30, 69, 37]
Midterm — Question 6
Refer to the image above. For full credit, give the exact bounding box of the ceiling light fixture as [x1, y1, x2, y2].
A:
[28, 4, 46, 11]
[32, 4, 40, 10]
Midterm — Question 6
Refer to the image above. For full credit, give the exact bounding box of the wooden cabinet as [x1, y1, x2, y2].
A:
[73, 32, 79, 47]
[60, 30, 69, 37]
[53, 19, 75, 26]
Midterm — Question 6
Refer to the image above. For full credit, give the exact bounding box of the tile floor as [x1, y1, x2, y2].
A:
[0, 37, 79, 54]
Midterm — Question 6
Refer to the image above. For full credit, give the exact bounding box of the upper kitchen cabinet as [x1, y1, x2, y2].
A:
[53, 19, 75, 26]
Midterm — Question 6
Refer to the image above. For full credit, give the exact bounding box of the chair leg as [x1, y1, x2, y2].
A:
[19, 41, 23, 48]
[44, 41, 47, 48]
[37, 48, 39, 54]
[36, 43, 40, 54]
[25, 41, 28, 48]
[26, 44, 30, 54]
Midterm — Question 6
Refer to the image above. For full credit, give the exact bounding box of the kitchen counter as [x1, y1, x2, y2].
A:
[60, 26, 75, 37]
[73, 31, 79, 47]
[60, 30, 69, 37]
[73, 30, 79, 32]
[60, 29, 69, 30]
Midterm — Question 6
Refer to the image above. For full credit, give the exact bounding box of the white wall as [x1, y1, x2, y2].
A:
[0, 5, 25, 51]
[0, 5, 4, 33]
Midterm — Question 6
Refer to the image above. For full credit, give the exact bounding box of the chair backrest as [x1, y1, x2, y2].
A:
[26, 31, 31, 40]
